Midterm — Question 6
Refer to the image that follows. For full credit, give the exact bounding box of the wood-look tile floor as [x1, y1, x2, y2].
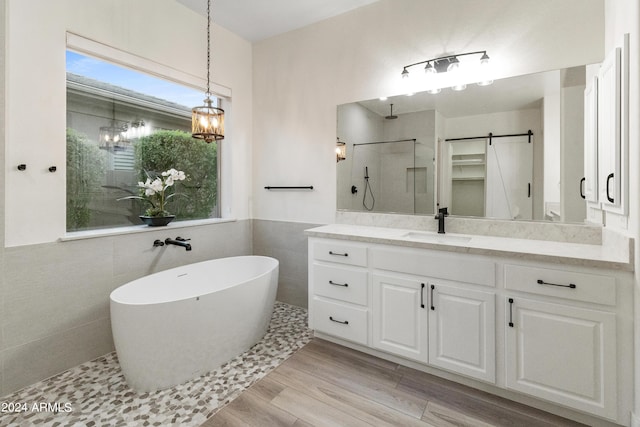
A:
[200, 338, 585, 427]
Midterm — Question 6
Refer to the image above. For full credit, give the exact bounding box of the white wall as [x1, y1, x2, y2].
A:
[336, 102, 383, 211]
[543, 89, 561, 212]
[252, 0, 604, 224]
[5, 0, 253, 246]
[601, 0, 640, 422]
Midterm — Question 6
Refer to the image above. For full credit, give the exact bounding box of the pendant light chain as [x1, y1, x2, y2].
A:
[191, 0, 224, 142]
[206, 0, 211, 96]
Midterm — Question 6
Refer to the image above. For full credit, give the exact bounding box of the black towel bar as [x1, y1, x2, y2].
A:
[264, 186, 314, 190]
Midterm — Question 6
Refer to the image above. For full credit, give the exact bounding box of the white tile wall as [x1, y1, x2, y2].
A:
[0, 220, 252, 396]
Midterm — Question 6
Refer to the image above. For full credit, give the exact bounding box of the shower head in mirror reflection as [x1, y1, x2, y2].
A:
[385, 104, 398, 119]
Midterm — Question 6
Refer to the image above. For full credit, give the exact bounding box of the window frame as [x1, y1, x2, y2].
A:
[65, 33, 230, 235]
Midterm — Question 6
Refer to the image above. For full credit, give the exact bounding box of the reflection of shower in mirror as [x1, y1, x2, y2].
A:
[363, 166, 375, 211]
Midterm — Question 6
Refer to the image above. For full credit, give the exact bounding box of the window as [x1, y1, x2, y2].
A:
[66, 50, 220, 232]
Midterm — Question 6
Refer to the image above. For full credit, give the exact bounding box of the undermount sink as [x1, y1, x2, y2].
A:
[401, 231, 472, 244]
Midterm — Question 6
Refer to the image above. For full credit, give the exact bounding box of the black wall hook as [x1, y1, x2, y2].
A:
[17, 164, 26, 171]
[49, 166, 57, 172]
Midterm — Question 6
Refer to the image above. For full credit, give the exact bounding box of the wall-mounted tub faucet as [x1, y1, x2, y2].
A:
[165, 237, 192, 251]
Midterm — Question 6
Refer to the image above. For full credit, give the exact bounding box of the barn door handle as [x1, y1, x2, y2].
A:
[606, 173, 614, 203]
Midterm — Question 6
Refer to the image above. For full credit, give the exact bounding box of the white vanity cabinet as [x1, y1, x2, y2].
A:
[583, 34, 629, 218]
[307, 229, 632, 425]
[370, 273, 496, 383]
[308, 240, 369, 346]
[371, 274, 428, 362]
[503, 264, 619, 420]
[428, 282, 495, 383]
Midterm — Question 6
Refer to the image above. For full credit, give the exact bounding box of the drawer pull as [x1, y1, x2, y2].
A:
[537, 279, 576, 289]
[329, 280, 349, 287]
[508, 298, 514, 327]
[430, 284, 435, 310]
[329, 316, 349, 325]
[328, 251, 349, 257]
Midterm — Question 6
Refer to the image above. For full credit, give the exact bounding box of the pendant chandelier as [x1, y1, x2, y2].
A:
[99, 102, 129, 151]
[192, 0, 224, 143]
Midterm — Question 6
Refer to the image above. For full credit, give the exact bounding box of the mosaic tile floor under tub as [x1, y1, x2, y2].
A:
[1, 302, 312, 427]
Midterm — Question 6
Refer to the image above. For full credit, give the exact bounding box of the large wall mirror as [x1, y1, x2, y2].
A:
[337, 64, 596, 224]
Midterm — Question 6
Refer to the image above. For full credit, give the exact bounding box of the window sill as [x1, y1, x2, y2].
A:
[60, 217, 237, 242]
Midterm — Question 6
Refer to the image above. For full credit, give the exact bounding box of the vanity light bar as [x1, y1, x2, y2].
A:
[401, 50, 489, 78]
[401, 50, 492, 92]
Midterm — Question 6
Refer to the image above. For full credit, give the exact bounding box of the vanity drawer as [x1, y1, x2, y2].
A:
[371, 246, 495, 287]
[504, 264, 616, 306]
[312, 297, 368, 345]
[313, 263, 368, 305]
[312, 240, 367, 267]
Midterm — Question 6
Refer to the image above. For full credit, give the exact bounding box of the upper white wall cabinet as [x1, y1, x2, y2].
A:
[596, 34, 629, 216]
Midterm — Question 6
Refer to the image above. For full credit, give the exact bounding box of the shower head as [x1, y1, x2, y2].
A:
[385, 103, 398, 120]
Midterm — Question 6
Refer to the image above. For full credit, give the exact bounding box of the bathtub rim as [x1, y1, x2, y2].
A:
[110, 255, 279, 306]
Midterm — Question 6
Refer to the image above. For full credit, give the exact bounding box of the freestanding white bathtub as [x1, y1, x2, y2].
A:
[110, 256, 279, 392]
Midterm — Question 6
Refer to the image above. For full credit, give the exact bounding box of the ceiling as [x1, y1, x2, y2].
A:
[176, 0, 380, 42]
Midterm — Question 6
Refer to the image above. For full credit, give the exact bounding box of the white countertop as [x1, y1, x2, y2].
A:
[305, 224, 633, 271]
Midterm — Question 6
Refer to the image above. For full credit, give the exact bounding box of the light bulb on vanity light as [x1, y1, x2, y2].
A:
[446, 56, 460, 72]
[477, 52, 493, 86]
[424, 62, 436, 75]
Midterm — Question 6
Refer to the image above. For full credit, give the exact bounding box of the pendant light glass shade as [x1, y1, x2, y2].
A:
[192, 96, 224, 142]
[192, 0, 224, 142]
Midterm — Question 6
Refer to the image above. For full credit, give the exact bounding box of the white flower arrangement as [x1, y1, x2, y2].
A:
[119, 168, 187, 217]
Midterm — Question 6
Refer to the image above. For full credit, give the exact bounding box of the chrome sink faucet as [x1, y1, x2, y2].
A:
[435, 207, 449, 234]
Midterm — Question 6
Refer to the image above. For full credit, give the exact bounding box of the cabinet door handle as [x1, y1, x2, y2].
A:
[329, 251, 349, 257]
[580, 177, 586, 199]
[430, 284, 435, 310]
[537, 279, 576, 289]
[329, 280, 348, 287]
[527, 182, 531, 198]
[420, 283, 425, 308]
[606, 172, 614, 203]
[508, 298, 514, 327]
[329, 316, 349, 325]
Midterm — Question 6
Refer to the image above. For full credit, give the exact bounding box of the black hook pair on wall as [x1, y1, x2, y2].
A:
[17, 164, 57, 172]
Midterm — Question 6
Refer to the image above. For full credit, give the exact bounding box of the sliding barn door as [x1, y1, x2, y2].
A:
[486, 137, 533, 220]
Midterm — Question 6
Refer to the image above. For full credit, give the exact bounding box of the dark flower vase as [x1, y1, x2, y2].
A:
[139, 215, 175, 226]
